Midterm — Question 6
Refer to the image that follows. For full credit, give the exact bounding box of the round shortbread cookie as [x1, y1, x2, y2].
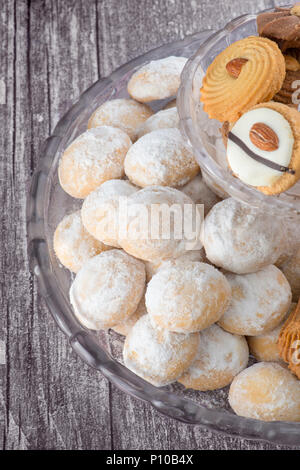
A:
[81, 179, 138, 248]
[53, 211, 110, 273]
[127, 56, 187, 102]
[229, 362, 300, 422]
[178, 324, 249, 391]
[201, 198, 285, 274]
[88, 99, 153, 142]
[218, 265, 292, 336]
[146, 262, 231, 333]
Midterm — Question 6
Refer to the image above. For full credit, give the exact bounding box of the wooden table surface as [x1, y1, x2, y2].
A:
[0, 0, 295, 450]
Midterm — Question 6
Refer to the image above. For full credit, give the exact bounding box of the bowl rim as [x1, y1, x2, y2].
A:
[177, 6, 300, 219]
[27, 26, 300, 447]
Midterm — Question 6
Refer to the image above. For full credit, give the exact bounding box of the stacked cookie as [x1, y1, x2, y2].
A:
[53, 46, 300, 423]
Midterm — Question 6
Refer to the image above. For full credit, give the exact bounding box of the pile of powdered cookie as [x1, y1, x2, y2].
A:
[53, 6, 300, 424]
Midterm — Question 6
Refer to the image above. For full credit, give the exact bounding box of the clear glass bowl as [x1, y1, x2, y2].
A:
[27, 24, 300, 446]
[178, 8, 300, 220]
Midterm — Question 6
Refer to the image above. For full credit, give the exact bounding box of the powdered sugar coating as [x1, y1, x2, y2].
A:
[219, 265, 292, 336]
[201, 198, 285, 274]
[280, 247, 300, 302]
[88, 99, 153, 142]
[178, 324, 249, 391]
[137, 108, 179, 139]
[144, 249, 206, 282]
[112, 295, 147, 337]
[247, 303, 296, 362]
[146, 262, 232, 333]
[180, 174, 220, 216]
[70, 249, 145, 330]
[124, 128, 199, 188]
[81, 179, 138, 248]
[58, 126, 132, 199]
[53, 211, 110, 273]
[119, 186, 202, 262]
[276, 218, 300, 266]
[127, 56, 187, 102]
[229, 362, 300, 422]
[123, 315, 199, 386]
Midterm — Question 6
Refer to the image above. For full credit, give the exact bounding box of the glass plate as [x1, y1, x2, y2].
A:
[27, 24, 300, 446]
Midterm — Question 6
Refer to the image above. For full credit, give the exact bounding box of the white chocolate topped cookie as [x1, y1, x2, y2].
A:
[123, 314, 199, 386]
[128, 56, 187, 102]
[88, 99, 153, 142]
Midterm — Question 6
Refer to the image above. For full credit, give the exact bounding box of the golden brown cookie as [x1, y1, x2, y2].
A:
[226, 102, 300, 195]
[200, 36, 285, 123]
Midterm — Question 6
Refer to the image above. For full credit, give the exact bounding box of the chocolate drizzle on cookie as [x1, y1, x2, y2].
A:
[228, 131, 296, 174]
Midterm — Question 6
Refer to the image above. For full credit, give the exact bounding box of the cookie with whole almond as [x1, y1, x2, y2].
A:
[200, 36, 285, 122]
[225, 102, 300, 195]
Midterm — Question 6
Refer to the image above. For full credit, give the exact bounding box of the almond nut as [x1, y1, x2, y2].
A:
[226, 58, 248, 79]
[249, 123, 279, 152]
[291, 4, 300, 17]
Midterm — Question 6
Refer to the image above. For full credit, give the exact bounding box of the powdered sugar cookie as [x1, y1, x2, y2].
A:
[70, 249, 145, 330]
[247, 303, 296, 363]
[229, 362, 300, 422]
[123, 315, 199, 386]
[202, 171, 229, 199]
[180, 174, 220, 215]
[81, 179, 138, 248]
[144, 249, 206, 282]
[124, 128, 199, 188]
[112, 296, 147, 336]
[218, 265, 292, 336]
[201, 198, 285, 274]
[146, 262, 231, 333]
[58, 126, 132, 199]
[127, 56, 187, 103]
[88, 99, 153, 142]
[119, 186, 202, 263]
[136, 108, 179, 139]
[178, 324, 249, 391]
[53, 211, 110, 273]
[280, 247, 300, 301]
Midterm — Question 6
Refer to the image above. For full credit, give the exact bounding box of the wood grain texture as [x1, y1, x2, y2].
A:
[0, 0, 296, 450]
